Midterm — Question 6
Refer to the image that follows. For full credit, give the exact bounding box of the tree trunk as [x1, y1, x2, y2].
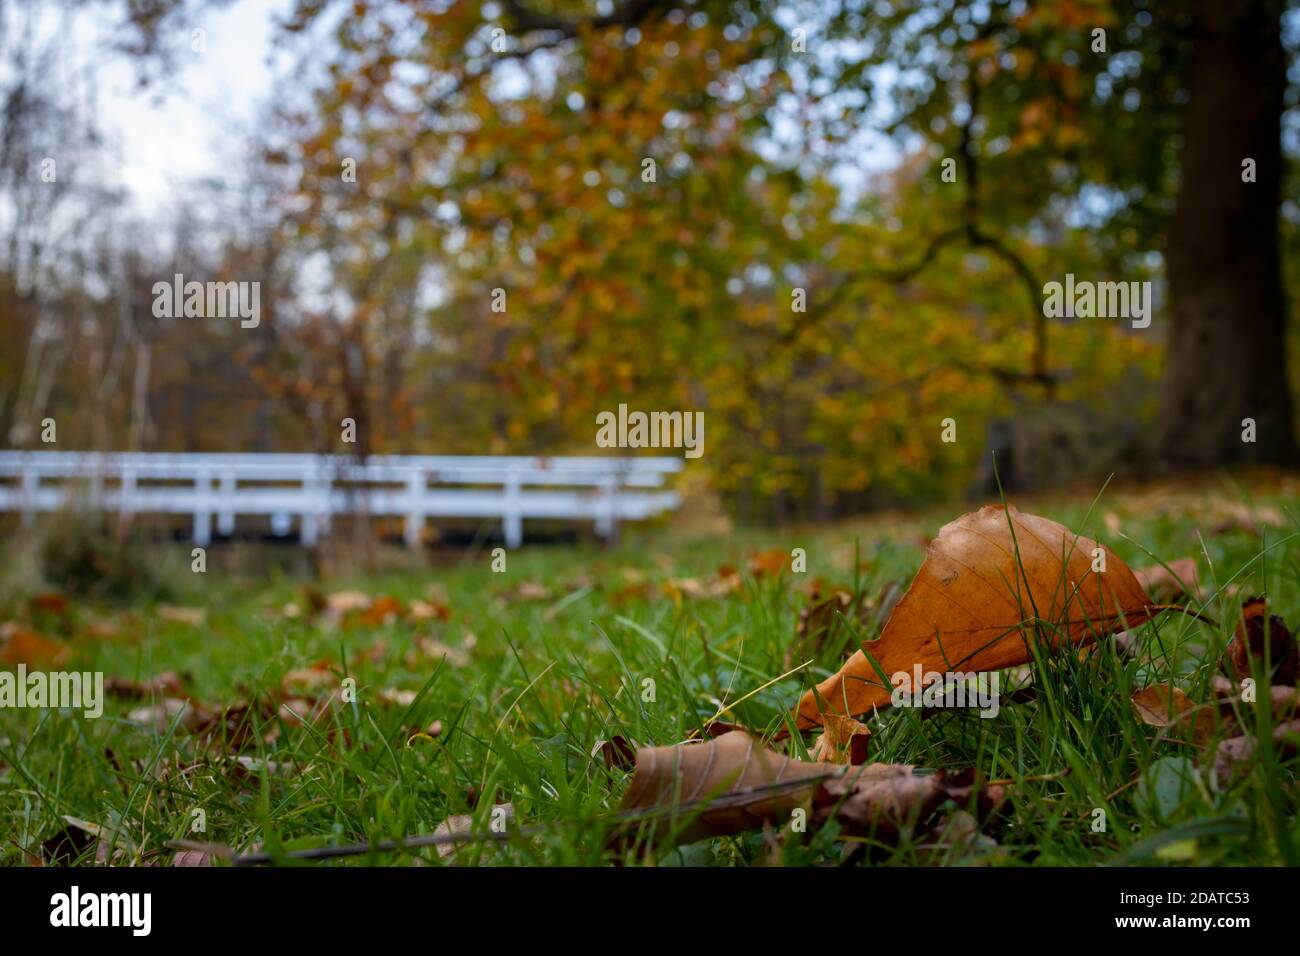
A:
[1158, 0, 1297, 467]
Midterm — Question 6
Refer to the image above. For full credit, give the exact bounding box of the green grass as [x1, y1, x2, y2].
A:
[1, 475, 1298, 866]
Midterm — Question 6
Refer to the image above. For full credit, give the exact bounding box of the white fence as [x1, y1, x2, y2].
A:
[0, 452, 684, 548]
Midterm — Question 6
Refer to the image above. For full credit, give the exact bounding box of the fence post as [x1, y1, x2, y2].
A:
[503, 468, 523, 548]
[301, 462, 322, 547]
[404, 470, 424, 548]
[19, 461, 37, 526]
[120, 462, 137, 519]
[217, 470, 236, 536]
[192, 466, 213, 546]
[595, 475, 619, 544]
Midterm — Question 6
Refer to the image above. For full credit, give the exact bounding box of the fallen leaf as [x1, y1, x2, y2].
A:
[326, 590, 371, 615]
[353, 595, 405, 628]
[662, 571, 740, 600]
[1208, 501, 1287, 535]
[156, 604, 206, 626]
[793, 588, 859, 658]
[1222, 598, 1297, 685]
[1134, 558, 1200, 602]
[281, 663, 337, 695]
[510, 581, 553, 602]
[1131, 683, 1214, 742]
[918, 810, 1004, 864]
[592, 735, 637, 771]
[170, 849, 213, 867]
[795, 505, 1163, 728]
[815, 767, 1005, 845]
[615, 731, 1002, 850]
[128, 698, 209, 733]
[615, 731, 840, 845]
[748, 549, 789, 577]
[41, 822, 97, 865]
[409, 599, 452, 622]
[105, 671, 187, 700]
[434, 803, 514, 861]
[809, 714, 872, 765]
[1213, 720, 1300, 786]
[0, 623, 71, 666]
[407, 635, 473, 668]
[30, 592, 68, 615]
[377, 687, 418, 707]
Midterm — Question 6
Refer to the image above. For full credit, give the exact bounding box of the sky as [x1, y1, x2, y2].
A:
[85, 0, 293, 216]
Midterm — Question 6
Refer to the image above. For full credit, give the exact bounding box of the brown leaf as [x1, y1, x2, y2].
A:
[406, 634, 474, 668]
[41, 822, 97, 865]
[1134, 558, 1200, 602]
[31, 592, 68, 615]
[156, 604, 206, 626]
[281, 663, 337, 694]
[325, 590, 370, 615]
[509, 581, 553, 602]
[170, 849, 213, 867]
[1222, 598, 1297, 685]
[1213, 720, 1300, 786]
[1131, 683, 1214, 743]
[662, 574, 739, 600]
[0, 623, 71, 667]
[614, 731, 1005, 851]
[616, 731, 837, 845]
[813, 766, 1005, 845]
[353, 595, 405, 628]
[434, 803, 514, 861]
[105, 671, 188, 700]
[128, 698, 210, 733]
[792, 588, 860, 666]
[592, 735, 638, 771]
[409, 599, 452, 622]
[809, 714, 872, 765]
[1208, 502, 1287, 535]
[795, 506, 1160, 728]
[748, 549, 789, 577]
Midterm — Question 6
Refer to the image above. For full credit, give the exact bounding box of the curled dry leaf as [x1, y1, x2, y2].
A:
[809, 714, 872, 766]
[795, 505, 1161, 729]
[1222, 598, 1297, 686]
[615, 730, 999, 848]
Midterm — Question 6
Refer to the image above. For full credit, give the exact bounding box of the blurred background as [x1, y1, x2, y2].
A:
[1, 0, 1298, 530]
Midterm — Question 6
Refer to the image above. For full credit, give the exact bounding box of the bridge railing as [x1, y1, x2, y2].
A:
[0, 452, 684, 548]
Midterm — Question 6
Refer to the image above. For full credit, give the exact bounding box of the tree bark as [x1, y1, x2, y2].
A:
[1158, 0, 1297, 467]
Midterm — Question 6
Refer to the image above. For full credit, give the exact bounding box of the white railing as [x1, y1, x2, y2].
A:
[0, 451, 684, 548]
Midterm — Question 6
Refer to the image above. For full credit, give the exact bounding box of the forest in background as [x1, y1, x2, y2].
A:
[2, 0, 1299, 524]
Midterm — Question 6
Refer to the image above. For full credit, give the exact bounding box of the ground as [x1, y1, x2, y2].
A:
[1, 472, 1297, 866]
